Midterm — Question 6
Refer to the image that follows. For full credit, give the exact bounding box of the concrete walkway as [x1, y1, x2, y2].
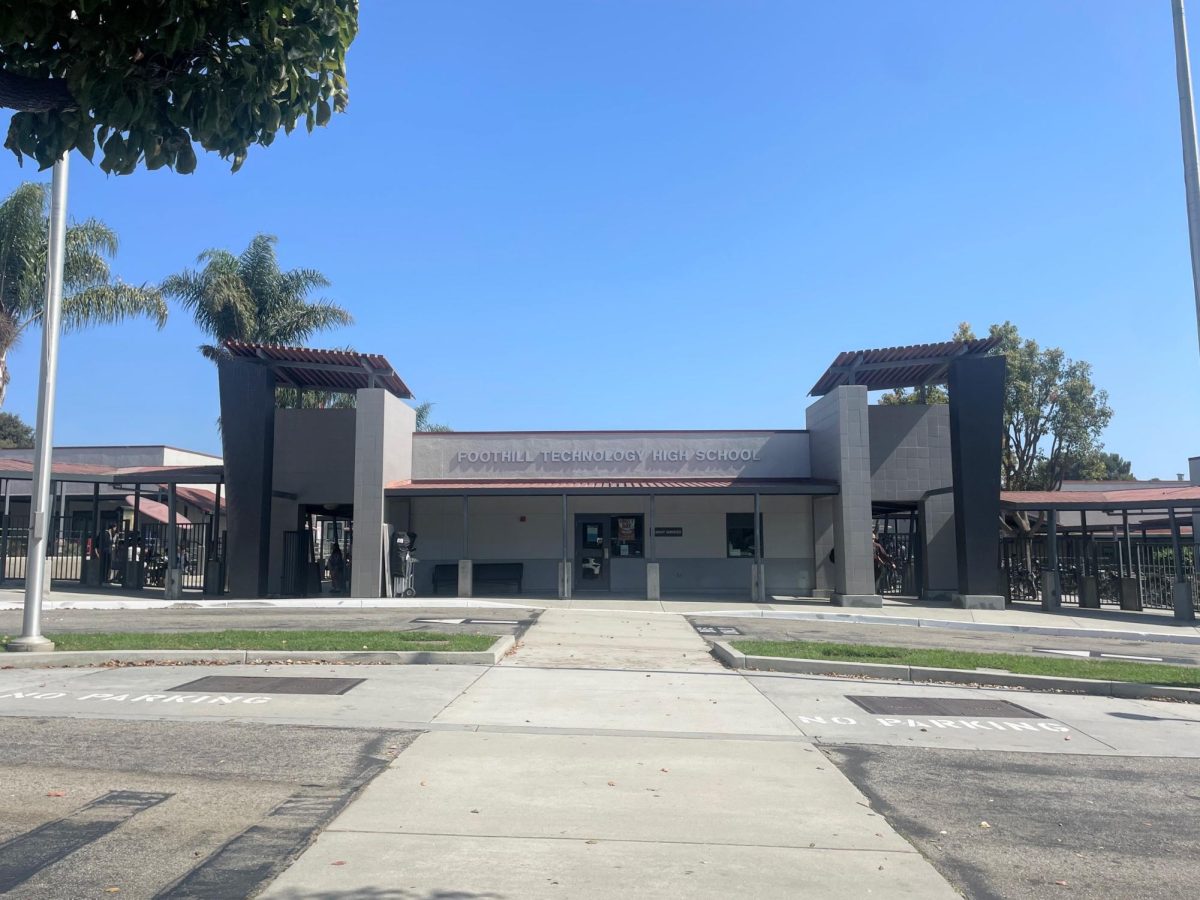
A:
[259, 610, 959, 899]
[502, 608, 721, 670]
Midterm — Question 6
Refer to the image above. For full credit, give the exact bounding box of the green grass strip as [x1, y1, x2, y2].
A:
[0, 630, 497, 653]
[731, 639, 1200, 688]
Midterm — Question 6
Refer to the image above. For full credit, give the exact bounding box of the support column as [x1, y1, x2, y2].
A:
[1, 479, 9, 581]
[1078, 509, 1100, 608]
[1041, 509, 1062, 611]
[948, 355, 1007, 610]
[458, 496, 472, 597]
[1170, 506, 1195, 621]
[645, 494, 660, 601]
[752, 492, 765, 602]
[558, 494, 570, 599]
[804, 386, 879, 607]
[165, 483, 182, 600]
[1119, 510, 1139, 610]
[205, 481, 224, 595]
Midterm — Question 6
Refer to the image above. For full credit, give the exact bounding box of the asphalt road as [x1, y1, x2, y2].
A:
[823, 744, 1200, 900]
[687, 616, 1200, 666]
[0, 606, 539, 639]
[0, 717, 418, 899]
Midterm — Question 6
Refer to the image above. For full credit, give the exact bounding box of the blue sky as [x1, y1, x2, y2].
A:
[1, 1, 1197, 478]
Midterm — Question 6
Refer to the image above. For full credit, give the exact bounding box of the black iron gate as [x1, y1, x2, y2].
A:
[873, 511, 920, 596]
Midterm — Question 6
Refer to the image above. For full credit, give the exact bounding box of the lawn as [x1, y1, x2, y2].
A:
[730, 639, 1200, 687]
[0, 630, 497, 653]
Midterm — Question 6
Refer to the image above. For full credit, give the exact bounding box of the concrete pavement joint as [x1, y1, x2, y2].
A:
[322, 828, 921, 853]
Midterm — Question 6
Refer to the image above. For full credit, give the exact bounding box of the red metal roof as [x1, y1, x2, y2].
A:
[223, 340, 412, 398]
[1002, 486, 1200, 510]
[387, 477, 835, 494]
[809, 338, 1001, 396]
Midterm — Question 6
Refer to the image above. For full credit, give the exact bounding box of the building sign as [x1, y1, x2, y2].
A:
[654, 526, 683, 537]
[412, 431, 811, 481]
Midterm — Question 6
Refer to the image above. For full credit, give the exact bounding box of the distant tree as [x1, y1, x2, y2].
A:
[1061, 451, 1135, 482]
[0, 1, 358, 174]
[414, 401, 452, 432]
[880, 321, 1113, 492]
[0, 182, 167, 405]
[0, 411, 34, 448]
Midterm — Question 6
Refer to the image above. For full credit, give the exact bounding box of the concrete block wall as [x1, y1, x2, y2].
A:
[869, 404, 952, 502]
[805, 386, 875, 599]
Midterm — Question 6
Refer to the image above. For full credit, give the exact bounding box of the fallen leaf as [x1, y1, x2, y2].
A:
[980, 821, 991, 829]
[470, 808, 480, 814]
[46, 791, 66, 798]
[660, 768, 669, 773]
[104, 889, 120, 894]
[607, 781, 616, 786]
[1054, 881, 1068, 887]
[331, 861, 346, 867]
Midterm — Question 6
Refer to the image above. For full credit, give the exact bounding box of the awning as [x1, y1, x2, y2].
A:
[809, 338, 1001, 396]
[1001, 486, 1200, 512]
[223, 340, 412, 398]
[125, 495, 171, 524]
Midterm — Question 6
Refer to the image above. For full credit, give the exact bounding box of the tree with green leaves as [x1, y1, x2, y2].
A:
[881, 321, 1114, 491]
[0, 181, 167, 405]
[161, 233, 353, 408]
[0, 411, 34, 448]
[1062, 451, 1135, 482]
[0, 1, 358, 174]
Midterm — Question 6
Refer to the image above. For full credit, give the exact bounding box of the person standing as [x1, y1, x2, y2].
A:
[328, 542, 345, 594]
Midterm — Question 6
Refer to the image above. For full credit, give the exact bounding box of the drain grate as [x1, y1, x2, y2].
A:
[168, 676, 364, 696]
[693, 624, 743, 636]
[846, 696, 1045, 718]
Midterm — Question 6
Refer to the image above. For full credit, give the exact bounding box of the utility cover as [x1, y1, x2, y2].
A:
[168, 676, 364, 696]
[846, 696, 1046, 718]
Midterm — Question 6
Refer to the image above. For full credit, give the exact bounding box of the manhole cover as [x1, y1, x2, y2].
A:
[168, 676, 364, 696]
[846, 696, 1045, 718]
[693, 624, 743, 636]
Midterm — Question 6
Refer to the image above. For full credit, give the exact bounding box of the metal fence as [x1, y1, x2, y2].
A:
[1001, 536, 1198, 610]
[0, 515, 223, 593]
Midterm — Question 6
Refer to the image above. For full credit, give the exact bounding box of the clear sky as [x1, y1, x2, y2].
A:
[1, 1, 1197, 478]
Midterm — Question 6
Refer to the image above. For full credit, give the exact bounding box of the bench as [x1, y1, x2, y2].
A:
[431, 562, 524, 595]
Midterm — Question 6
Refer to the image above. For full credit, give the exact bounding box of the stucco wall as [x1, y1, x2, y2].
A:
[273, 408, 356, 504]
[412, 431, 810, 480]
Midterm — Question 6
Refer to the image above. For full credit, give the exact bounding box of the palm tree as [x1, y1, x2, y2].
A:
[161, 233, 353, 408]
[0, 182, 168, 406]
[414, 401, 452, 432]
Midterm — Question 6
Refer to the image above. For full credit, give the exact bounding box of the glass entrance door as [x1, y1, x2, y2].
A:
[575, 517, 610, 590]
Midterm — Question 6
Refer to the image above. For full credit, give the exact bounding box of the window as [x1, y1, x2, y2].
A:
[726, 513, 762, 558]
[610, 515, 643, 558]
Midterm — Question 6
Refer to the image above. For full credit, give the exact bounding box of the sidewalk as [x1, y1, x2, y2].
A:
[258, 610, 959, 899]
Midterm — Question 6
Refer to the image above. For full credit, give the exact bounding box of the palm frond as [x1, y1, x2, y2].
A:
[58, 282, 169, 332]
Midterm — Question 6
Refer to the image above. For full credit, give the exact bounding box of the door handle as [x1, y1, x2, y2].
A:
[604, 546, 610, 560]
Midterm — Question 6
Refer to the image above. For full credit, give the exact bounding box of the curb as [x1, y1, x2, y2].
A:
[708, 640, 1200, 703]
[0, 635, 514, 670]
[701, 609, 1200, 646]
